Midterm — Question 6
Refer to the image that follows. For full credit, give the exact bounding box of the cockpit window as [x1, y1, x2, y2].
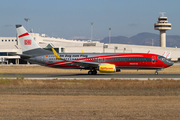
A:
[157, 56, 166, 61]
[157, 56, 173, 65]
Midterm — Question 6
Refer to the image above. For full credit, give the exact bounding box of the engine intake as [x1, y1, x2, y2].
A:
[99, 64, 116, 73]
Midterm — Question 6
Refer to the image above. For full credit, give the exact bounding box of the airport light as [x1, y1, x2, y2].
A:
[109, 28, 111, 44]
[24, 18, 30, 32]
[91, 22, 93, 42]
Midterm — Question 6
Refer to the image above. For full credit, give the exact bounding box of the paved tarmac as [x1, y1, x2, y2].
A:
[1, 73, 180, 79]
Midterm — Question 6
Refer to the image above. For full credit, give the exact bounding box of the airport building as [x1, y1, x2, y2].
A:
[0, 14, 180, 64]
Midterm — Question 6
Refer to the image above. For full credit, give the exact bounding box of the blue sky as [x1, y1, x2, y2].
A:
[0, 0, 179, 40]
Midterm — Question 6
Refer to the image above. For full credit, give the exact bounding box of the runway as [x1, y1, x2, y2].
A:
[1, 73, 180, 79]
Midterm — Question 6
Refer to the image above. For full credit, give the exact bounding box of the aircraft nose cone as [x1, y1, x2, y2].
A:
[167, 60, 174, 66]
[165, 59, 174, 66]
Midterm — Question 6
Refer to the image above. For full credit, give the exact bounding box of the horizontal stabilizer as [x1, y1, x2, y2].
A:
[9, 53, 32, 58]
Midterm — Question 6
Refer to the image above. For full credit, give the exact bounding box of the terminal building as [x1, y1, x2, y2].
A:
[0, 13, 180, 64]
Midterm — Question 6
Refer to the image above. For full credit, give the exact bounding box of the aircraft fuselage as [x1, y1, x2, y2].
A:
[28, 53, 173, 70]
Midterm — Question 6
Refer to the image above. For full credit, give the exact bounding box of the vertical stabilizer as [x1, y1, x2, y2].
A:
[16, 25, 41, 53]
[166, 52, 171, 59]
[162, 51, 167, 57]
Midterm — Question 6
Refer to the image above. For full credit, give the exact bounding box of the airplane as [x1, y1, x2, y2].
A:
[166, 52, 171, 59]
[148, 50, 171, 59]
[16, 25, 174, 75]
[162, 51, 167, 57]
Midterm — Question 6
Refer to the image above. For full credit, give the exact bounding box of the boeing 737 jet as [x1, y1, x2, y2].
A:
[16, 25, 173, 75]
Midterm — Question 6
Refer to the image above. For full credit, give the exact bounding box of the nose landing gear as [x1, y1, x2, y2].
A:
[155, 68, 164, 75]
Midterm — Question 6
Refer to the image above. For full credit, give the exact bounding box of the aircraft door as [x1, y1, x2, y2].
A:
[152, 56, 156, 64]
[41, 56, 44, 62]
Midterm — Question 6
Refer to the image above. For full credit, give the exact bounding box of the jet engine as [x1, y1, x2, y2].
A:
[99, 64, 116, 73]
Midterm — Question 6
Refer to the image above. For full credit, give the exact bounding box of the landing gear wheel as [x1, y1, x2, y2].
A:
[88, 71, 92, 75]
[92, 70, 97, 75]
[88, 70, 97, 75]
[155, 71, 158, 75]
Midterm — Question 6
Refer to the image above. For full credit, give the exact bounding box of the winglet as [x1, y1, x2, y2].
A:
[81, 49, 84, 53]
[52, 48, 64, 60]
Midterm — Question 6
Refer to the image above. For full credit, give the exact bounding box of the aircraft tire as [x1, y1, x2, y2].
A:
[92, 70, 97, 75]
[155, 71, 158, 75]
[88, 71, 92, 75]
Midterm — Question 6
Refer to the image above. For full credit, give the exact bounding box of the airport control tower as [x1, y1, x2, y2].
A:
[154, 12, 171, 47]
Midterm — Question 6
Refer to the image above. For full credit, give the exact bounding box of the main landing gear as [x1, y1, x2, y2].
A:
[88, 70, 97, 75]
[155, 71, 158, 75]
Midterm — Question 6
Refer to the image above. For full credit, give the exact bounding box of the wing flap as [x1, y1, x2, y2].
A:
[70, 61, 99, 67]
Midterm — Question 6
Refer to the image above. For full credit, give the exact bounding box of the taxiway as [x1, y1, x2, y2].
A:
[1, 73, 180, 79]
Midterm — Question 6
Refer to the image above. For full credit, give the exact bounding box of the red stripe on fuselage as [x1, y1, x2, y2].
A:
[18, 32, 29, 38]
[45, 53, 171, 69]
[46, 61, 72, 67]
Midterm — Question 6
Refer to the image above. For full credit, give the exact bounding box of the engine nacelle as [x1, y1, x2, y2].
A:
[99, 64, 116, 73]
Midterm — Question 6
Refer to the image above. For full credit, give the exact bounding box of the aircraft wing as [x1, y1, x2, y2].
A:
[69, 60, 99, 68]
[52, 48, 99, 68]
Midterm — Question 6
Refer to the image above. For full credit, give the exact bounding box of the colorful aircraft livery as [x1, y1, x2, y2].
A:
[16, 25, 173, 75]
[24, 40, 31, 45]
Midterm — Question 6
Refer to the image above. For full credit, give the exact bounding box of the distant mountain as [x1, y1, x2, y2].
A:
[130, 32, 159, 46]
[101, 32, 180, 48]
